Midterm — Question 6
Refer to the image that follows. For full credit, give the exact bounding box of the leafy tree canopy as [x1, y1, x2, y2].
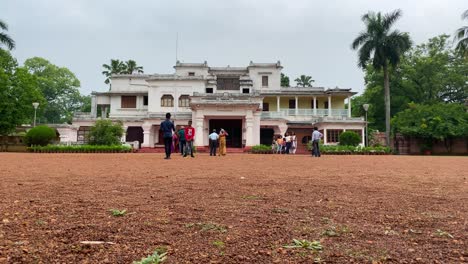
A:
[24, 57, 86, 124]
[352, 35, 468, 131]
[0, 50, 45, 135]
[281, 73, 290, 87]
[392, 103, 468, 146]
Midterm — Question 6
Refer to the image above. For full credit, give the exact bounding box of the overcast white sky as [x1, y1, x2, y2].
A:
[3, 0, 467, 95]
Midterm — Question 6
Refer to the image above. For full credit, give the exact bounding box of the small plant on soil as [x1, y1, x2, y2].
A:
[212, 240, 225, 255]
[212, 241, 225, 248]
[322, 225, 351, 237]
[242, 195, 262, 200]
[185, 222, 227, 233]
[110, 209, 127, 217]
[284, 239, 323, 251]
[133, 250, 167, 264]
[434, 229, 454, 238]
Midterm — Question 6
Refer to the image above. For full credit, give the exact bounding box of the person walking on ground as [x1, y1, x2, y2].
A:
[178, 126, 186, 156]
[184, 120, 195, 158]
[218, 128, 229, 156]
[285, 132, 292, 154]
[276, 135, 283, 154]
[209, 129, 219, 156]
[311, 127, 323, 157]
[290, 131, 297, 154]
[160, 113, 175, 159]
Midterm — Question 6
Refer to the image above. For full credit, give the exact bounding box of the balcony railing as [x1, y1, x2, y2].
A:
[261, 108, 349, 119]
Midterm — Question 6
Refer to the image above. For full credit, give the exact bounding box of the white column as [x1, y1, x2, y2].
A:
[295, 96, 298, 115]
[323, 128, 327, 144]
[245, 117, 253, 147]
[101, 106, 108, 118]
[313, 96, 317, 116]
[141, 123, 152, 148]
[121, 126, 128, 143]
[276, 96, 280, 112]
[253, 112, 261, 145]
[328, 95, 332, 116]
[347, 95, 351, 118]
[194, 117, 204, 147]
[90, 95, 97, 118]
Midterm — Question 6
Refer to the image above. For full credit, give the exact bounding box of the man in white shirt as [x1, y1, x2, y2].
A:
[311, 127, 323, 157]
[208, 129, 219, 156]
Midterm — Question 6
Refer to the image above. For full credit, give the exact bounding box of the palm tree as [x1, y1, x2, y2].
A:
[294, 75, 314, 87]
[351, 9, 412, 147]
[124, 60, 144, 74]
[0, 19, 15, 50]
[454, 10, 468, 57]
[102, 59, 125, 86]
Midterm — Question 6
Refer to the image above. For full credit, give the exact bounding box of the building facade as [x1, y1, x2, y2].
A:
[60, 61, 366, 151]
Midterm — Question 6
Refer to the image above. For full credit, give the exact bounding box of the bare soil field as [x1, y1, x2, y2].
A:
[0, 153, 467, 263]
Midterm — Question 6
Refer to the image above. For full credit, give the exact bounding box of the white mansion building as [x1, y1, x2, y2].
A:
[58, 61, 366, 151]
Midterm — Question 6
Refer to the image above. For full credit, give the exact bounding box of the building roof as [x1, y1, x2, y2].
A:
[248, 61, 283, 69]
[174, 61, 209, 68]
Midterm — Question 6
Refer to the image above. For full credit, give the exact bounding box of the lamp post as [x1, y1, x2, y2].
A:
[32, 102, 39, 127]
[363, 104, 369, 147]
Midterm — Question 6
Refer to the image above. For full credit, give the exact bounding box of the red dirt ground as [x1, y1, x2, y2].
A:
[0, 153, 467, 263]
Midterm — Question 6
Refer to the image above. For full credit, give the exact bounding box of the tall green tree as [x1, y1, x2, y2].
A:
[102, 59, 125, 86]
[124, 60, 144, 74]
[24, 57, 83, 124]
[0, 50, 44, 136]
[281, 73, 290, 87]
[454, 10, 468, 57]
[0, 19, 15, 50]
[294, 75, 314, 87]
[352, 9, 412, 146]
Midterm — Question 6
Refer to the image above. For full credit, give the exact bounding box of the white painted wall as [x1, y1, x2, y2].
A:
[175, 67, 209, 77]
[248, 66, 281, 91]
[147, 80, 206, 113]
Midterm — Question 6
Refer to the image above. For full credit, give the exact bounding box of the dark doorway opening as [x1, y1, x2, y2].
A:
[260, 128, 274, 145]
[209, 119, 242, 148]
[126, 127, 144, 147]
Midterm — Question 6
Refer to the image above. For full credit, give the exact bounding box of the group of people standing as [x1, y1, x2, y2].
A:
[159, 112, 229, 159]
[160, 113, 195, 159]
[271, 128, 323, 157]
[272, 132, 298, 154]
[208, 128, 229, 156]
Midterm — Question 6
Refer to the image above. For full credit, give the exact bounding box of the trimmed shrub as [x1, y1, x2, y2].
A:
[27, 144, 132, 153]
[24, 126, 56, 146]
[339, 131, 361, 146]
[251, 144, 273, 153]
[88, 120, 124, 145]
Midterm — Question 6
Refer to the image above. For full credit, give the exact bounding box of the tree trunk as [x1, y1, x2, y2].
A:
[383, 64, 391, 148]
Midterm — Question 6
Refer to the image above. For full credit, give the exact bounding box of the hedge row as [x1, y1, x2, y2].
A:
[28, 145, 132, 153]
[308, 144, 391, 154]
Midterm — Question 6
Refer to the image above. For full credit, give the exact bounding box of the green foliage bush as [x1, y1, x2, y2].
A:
[88, 119, 124, 145]
[27, 144, 132, 153]
[306, 141, 390, 154]
[339, 131, 361, 146]
[24, 125, 56, 146]
[251, 144, 273, 153]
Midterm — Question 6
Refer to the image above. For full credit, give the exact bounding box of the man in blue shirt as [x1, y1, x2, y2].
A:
[311, 127, 323, 157]
[208, 129, 219, 156]
[160, 113, 175, 159]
